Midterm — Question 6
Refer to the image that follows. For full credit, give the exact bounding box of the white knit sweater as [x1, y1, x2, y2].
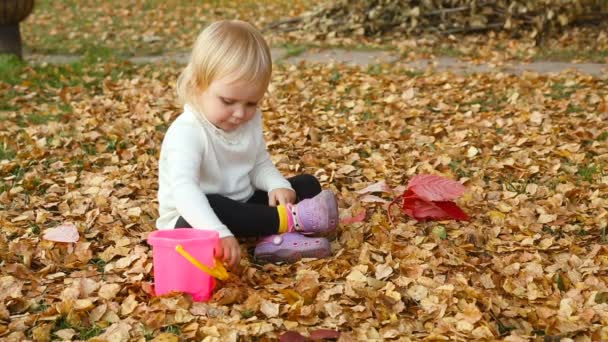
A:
[156, 104, 292, 237]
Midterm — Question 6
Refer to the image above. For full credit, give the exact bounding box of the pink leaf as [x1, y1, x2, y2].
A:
[340, 210, 366, 225]
[408, 198, 448, 220]
[407, 174, 466, 202]
[43, 224, 79, 243]
[355, 181, 391, 194]
[310, 329, 340, 340]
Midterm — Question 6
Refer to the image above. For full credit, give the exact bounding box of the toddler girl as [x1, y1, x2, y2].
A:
[156, 20, 338, 269]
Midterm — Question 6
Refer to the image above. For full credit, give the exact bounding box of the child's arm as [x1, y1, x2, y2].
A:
[249, 148, 292, 193]
[163, 124, 232, 238]
[249, 113, 293, 195]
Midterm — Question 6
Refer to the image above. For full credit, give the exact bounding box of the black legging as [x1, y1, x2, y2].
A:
[174, 174, 322, 237]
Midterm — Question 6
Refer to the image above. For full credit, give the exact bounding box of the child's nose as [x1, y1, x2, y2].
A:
[233, 107, 245, 118]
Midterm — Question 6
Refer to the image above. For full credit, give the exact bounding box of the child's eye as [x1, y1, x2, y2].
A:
[220, 97, 234, 105]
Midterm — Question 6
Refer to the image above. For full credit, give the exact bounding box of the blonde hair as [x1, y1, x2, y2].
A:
[176, 20, 272, 110]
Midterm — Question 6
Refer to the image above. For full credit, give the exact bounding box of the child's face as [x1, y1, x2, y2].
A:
[199, 75, 267, 132]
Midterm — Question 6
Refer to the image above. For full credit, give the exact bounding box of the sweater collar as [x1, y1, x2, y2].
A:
[184, 104, 245, 145]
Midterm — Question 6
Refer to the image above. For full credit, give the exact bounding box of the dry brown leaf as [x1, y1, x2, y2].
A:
[2, 41, 608, 340]
[260, 300, 280, 318]
[152, 333, 179, 342]
[99, 283, 122, 300]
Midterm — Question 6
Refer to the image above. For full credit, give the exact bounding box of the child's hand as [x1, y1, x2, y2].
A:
[268, 188, 296, 206]
[215, 236, 241, 270]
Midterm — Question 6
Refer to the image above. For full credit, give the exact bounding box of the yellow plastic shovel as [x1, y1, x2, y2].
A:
[175, 244, 229, 281]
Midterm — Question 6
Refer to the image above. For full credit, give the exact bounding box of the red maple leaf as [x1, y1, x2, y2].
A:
[389, 175, 469, 224]
[407, 174, 466, 201]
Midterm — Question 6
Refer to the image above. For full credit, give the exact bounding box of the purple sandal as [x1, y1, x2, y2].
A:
[291, 190, 339, 235]
[254, 233, 331, 264]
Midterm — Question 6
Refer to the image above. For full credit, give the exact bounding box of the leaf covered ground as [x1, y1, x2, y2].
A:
[21, 0, 315, 56]
[22, 0, 608, 63]
[2, 0, 608, 341]
[1, 55, 608, 340]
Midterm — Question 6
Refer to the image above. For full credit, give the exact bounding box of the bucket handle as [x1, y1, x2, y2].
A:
[175, 244, 229, 281]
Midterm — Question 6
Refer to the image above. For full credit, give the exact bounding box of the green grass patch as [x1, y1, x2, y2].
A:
[282, 44, 307, 58]
[0, 95, 20, 111]
[432, 226, 448, 240]
[10, 165, 27, 181]
[79, 325, 105, 340]
[90, 258, 107, 273]
[435, 46, 465, 58]
[449, 160, 471, 178]
[401, 69, 424, 77]
[360, 112, 373, 121]
[497, 320, 515, 336]
[51, 315, 104, 340]
[24, 0, 141, 56]
[367, 64, 383, 75]
[53, 315, 72, 331]
[81, 45, 121, 63]
[162, 325, 181, 336]
[329, 70, 341, 84]
[69, 158, 85, 172]
[565, 103, 584, 114]
[105, 137, 128, 152]
[406, 45, 463, 58]
[143, 326, 156, 340]
[0, 144, 16, 160]
[535, 48, 608, 63]
[548, 81, 579, 100]
[29, 223, 41, 235]
[30, 301, 50, 313]
[81, 142, 98, 156]
[0, 183, 8, 194]
[0, 55, 139, 128]
[0, 54, 26, 84]
[24, 0, 317, 56]
[26, 113, 63, 125]
[241, 309, 255, 319]
[578, 164, 599, 182]
[400, 128, 412, 136]
[289, 41, 397, 53]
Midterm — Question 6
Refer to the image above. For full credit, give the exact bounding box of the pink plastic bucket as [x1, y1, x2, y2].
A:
[147, 229, 219, 302]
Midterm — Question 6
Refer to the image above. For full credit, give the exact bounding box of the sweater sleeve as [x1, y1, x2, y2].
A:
[164, 124, 233, 238]
[249, 114, 293, 193]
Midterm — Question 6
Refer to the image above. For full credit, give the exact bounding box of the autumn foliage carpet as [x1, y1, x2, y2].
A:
[1, 59, 608, 340]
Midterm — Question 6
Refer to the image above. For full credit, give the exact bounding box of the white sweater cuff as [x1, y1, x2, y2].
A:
[266, 178, 293, 193]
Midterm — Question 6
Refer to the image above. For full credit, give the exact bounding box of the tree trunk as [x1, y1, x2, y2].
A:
[0, 23, 21, 58]
[0, 0, 35, 59]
